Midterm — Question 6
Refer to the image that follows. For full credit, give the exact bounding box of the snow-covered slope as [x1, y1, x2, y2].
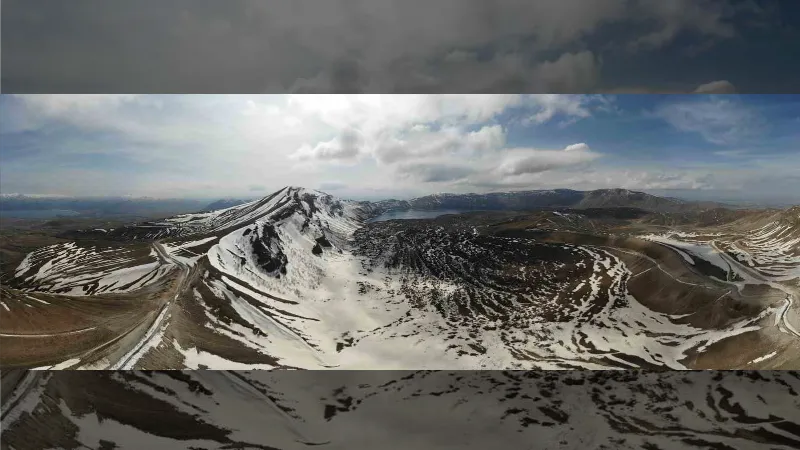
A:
[4, 187, 798, 370]
[150, 188, 786, 370]
[10, 242, 171, 296]
[641, 206, 800, 284]
[723, 206, 800, 282]
[114, 186, 374, 239]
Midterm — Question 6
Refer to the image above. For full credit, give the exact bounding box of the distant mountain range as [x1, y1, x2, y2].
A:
[0, 188, 752, 221]
[201, 198, 252, 212]
[0, 194, 208, 218]
[373, 188, 729, 214]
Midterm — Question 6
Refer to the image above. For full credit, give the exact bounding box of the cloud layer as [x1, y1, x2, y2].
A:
[3, 0, 791, 93]
[1, 94, 798, 203]
[655, 96, 761, 145]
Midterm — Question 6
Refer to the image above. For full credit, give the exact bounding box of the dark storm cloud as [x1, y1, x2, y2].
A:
[2, 0, 798, 93]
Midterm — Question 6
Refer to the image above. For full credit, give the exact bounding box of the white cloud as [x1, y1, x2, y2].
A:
[0, 94, 616, 197]
[287, 94, 522, 132]
[291, 128, 364, 162]
[524, 95, 613, 125]
[655, 97, 760, 145]
[393, 142, 604, 188]
[693, 80, 737, 94]
[495, 144, 602, 176]
[395, 162, 477, 183]
[13, 94, 142, 115]
[458, 167, 718, 193]
[3, 93, 795, 203]
[564, 143, 590, 152]
[289, 94, 613, 169]
[372, 125, 505, 165]
[5, 94, 146, 134]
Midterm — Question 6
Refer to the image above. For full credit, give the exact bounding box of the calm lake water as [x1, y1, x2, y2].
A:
[367, 209, 476, 223]
[1, 209, 82, 218]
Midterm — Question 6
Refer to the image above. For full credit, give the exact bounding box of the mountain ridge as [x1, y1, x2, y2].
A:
[0, 187, 772, 219]
[2, 184, 799, 372]
[371, 187, 733, 215]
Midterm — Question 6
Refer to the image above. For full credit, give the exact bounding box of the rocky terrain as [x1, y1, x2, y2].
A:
[2, 369, 799, 450]
[2, 186, 800, 449]
[1, 186, 798, 371]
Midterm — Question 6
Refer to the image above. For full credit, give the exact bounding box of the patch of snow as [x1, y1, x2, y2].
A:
[172, 339, 276, 370]
[749, 351, 778, 365]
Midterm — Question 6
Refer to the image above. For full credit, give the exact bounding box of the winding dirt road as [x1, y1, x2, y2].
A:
[109, 241, 192, 369]
[0, 326, 97, 338]
[710, 240, 800, 339]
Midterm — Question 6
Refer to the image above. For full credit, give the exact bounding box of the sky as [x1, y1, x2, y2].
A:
[1, 94, 799, 204]
[3, 0, 799, 94]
